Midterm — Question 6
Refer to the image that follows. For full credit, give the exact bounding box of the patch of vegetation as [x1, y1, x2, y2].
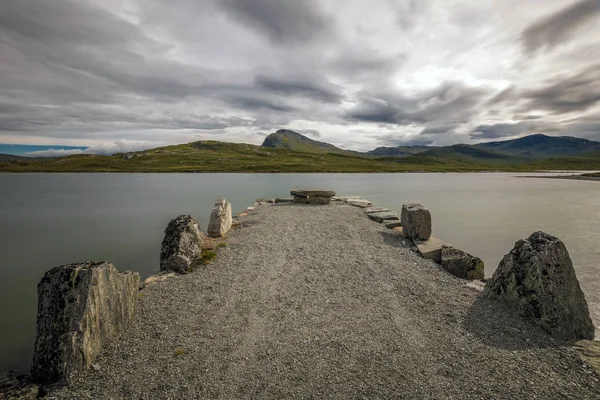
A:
[201, 249, 217, 265]
[173, 348, 185, 357]
[216, 242, 227, 248]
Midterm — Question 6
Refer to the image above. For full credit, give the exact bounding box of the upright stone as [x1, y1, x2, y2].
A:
[31, 262, 140, 385]
[208, 199, 233, 238]
[160, 215, 203, 273]
[440, 246, 484, 280]
[401, 203, 432, 240]
[483, 232, 594, 341]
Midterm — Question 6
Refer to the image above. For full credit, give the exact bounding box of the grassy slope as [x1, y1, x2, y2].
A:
[261, 130, 356, 156]
[0, 141, 514, 173]
[417, 144, 529, 165]
[477, 134, 600, 159]
[526, 151, 600, 171]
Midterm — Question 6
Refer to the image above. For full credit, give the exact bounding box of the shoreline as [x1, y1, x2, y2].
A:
[4, 194, 600, 399]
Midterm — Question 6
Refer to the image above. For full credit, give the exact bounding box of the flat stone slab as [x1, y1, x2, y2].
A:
[384, 220, 403, 229]
[275, 198, 293, 203]
[367, 212, 399, 223]
[365, 207, 391, 214]
[415, 237, 451, 263]
[291, 189, 336, 197]
[347, 199, 373, 208]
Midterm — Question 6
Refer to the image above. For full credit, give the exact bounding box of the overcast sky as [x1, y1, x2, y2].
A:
[1, 0, 600, 154]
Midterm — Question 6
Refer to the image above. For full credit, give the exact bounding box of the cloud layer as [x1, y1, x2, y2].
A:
[1, 0, 599, 152]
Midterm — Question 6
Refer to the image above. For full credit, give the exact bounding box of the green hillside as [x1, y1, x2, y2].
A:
[2, 131, 599, 173]
[0, 140, 509, 173]
[261, 129, 357, 156]
[476, 134, 600, 159]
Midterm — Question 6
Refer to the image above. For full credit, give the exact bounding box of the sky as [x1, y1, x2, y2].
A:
[1, 0, 600, 155]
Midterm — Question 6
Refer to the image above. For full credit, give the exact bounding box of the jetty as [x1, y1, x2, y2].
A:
[2, 192, 600, 399]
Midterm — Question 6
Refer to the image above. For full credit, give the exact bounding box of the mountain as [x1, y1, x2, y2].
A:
[416, 144, 529, 165]
[261, 129, 356, 156]
[365, 146, 430, 157]
[476, 134, 600, 159]
[3, 131, 600, 173]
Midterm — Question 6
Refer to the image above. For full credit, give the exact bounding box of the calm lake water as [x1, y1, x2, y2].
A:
[1, 172, 600, 372]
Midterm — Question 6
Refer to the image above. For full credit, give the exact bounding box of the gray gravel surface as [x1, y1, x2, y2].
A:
[51, 203, 600, 399]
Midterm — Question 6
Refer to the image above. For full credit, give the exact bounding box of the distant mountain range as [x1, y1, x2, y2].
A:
[262, 129, 600, 164]
[1, 129, 600, 173]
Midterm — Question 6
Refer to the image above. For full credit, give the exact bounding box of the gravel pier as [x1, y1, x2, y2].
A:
[53, 203, 600, 399]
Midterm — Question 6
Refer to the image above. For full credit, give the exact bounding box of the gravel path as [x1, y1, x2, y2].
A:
[53, 203, 600, 399]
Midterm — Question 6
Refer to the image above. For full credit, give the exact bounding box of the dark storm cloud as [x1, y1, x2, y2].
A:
[522, 0, 600, 54]
[218, 0, 331, 45]
[254, 74, 344, 103]
[520, 64, 600, 114]
[483, 65, 600, 115]
[421, 123, 462, 135]
[375, 133, 433, 147]
[347, 82, 490, 126]
[328, 48, 407, 79]
[470, 123, 526, 140]
[228, 96, 298, 113]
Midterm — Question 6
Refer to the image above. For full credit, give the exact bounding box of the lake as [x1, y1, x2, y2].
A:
[1, 172, 600, 373]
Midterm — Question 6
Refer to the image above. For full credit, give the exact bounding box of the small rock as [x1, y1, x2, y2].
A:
[275, 198, 294, 203]
[440, 246, 484, 280]
[140, 271, 177, 289]
[401, 203, 432, 241]
[91, 363, 101, 372]
[257, 198, 275, 204]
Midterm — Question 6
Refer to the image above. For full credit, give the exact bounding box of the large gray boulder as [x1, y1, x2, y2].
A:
[31, 262, 140, 385]
[401, 203, 432, 240]
[208, 199, 233, 238]
[440, 246, 484, 280]
[483, 232, 594, 341]
[160, 215, 203, 273]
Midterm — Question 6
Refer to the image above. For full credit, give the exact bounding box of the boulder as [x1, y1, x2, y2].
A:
[291, 189, 335, 197]
[31, 262, 140, 385]
[401, 203, 432, 240]
[365, 207, 391, 214]
[275, 197, 294, 203]
[0, 371, 39, 399]
[483, 232, 594, 341]
[293, 196, 308, 204]
[208, 199, 233, 238]
[367, 212, 399, 223]
[440, 246, 484, 280]
[415, 237, 450, 263]
[308, 196, 331, 205]
[160, 215, 203, 274]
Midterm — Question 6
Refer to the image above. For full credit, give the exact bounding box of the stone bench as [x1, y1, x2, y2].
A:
[290, 189, 336, 205]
